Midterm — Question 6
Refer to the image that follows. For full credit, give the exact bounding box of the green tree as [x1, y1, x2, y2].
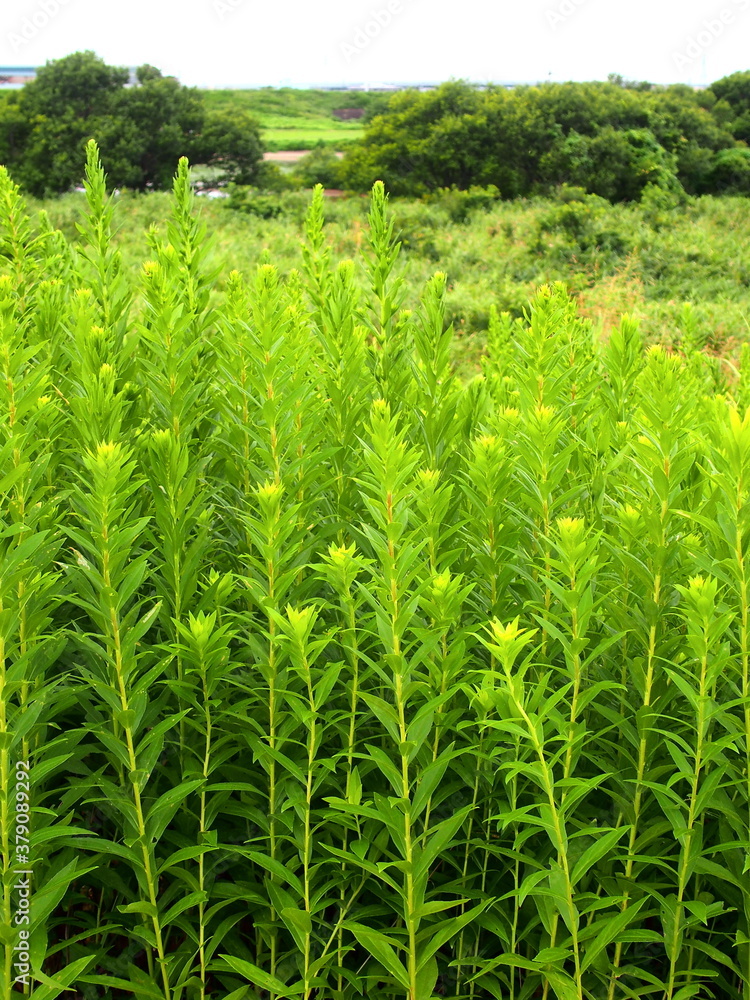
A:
[710, 146, 750, 194]
[136, 64, 164, 84]
[1, 51, 127, 196]
[291, 143, 343, 189]
[540, 127, 680, 201]
[710, 70, 750, 142]
[195, 108, 264, 186]
[21, 49, 129, 120]
[340, 77, 743, 201]
[339, 82, 488, 195]
[104, 71, 206, 190]
[0, 51, 264, 196]
[0, 97, 29, 174]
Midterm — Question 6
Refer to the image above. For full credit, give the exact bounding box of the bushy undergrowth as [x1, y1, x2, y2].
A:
[28, 180, 750, 372]
[2, 142, 750, 1000]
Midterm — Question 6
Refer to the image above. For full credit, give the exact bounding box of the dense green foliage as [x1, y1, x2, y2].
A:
[30, 179, 750, 374]
[8, 64, 750, 202]
[2, 142, 750, 999]
[709, 70, 750, 144]
[340, 77, 750, 200]
[288, 145, 346, 189]
[0, 52, 264, 196]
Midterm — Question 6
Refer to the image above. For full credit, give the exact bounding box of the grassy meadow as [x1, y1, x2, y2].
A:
[2, 141, 750, 999]
[200, 89, 370, 150]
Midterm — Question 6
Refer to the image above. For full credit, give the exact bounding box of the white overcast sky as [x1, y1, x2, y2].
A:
[0, 0, 748, 89]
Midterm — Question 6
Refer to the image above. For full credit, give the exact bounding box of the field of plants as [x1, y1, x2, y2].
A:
[2, 141, 750, 1000]
[31, 179, 750, 379]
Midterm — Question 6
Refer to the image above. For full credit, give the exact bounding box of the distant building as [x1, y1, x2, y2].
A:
[332, 108, 366, 120]
[0, 65, 141, 89]
[0, 66, 37, 88]
[317, 81, 528, 93]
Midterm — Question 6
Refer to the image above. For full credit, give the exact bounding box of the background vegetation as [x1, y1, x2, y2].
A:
[29, 179, 750, 379]
[5, 56, 750, 204]
[0, 52, 265, 196]
[339, 76, 750, 199]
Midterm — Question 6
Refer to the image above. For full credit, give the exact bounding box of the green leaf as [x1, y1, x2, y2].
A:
[78, 972, 165, 999]
[219, 954, 303, 997]
[344, 922, 410, 988]
[280, 906, 312, 952]
[144, 778, 203, 843]
[545, 968, 581, 1000]
[233, 849, 304, 896]
[162, 891, 208, 924]
[118, 901, 158, 918]
[414, 806, 472, 882]
[415, 954, 438, 1000]
[416, 901, 489, 970]
[570, 827, 628, 885]
[23, 957, 95, 1000]
[581, 896, 648, 971]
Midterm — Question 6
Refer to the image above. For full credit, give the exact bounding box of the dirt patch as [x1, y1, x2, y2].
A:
[263, 150, 345, 163]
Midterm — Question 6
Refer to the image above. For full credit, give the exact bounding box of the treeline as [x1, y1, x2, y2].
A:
[338, 75, 750, 201]
[3, 54, 750, 203]
[0, 51, 265, 196]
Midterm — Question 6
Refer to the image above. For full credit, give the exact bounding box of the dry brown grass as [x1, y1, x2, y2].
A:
[572, 254, 647, 342]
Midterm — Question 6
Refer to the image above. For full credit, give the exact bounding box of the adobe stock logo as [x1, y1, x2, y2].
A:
[8, 0, 72, 51]
[547, 0, 590, 30]
[213, 0, 246, 20]
[340, 1, 404, 62]
[673, 0, 749, 70]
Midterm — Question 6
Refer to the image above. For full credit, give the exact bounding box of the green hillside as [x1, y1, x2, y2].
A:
[199, 86, 391, 149]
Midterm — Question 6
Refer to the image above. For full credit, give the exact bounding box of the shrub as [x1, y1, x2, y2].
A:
[224, 185, 311, 222]
[710, 146, 750, 194]
[255, 160, 302, 192]
[291, 143, 344, 189]
[424, 184, 502, 223]
[534, 192, 634, 271]
[639, 181, 688, 230]
[224, 184, 285, 217]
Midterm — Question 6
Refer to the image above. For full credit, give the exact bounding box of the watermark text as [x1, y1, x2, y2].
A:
[673, 0, 749, 69]
[12, 761, 32, 987]
[547, 0, 591, 31]
[8, 0, 72, 52]
[213, 0, 247, 21]
[340, 1, 404, 62]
